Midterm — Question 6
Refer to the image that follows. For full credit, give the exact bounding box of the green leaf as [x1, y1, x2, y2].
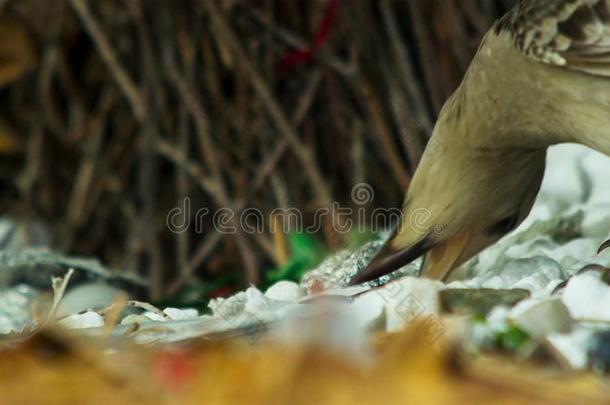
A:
[495, 326, 530, 351]
[264, 233, 325, 288]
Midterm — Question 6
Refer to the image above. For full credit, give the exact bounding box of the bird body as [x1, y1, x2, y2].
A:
[467, 28, 610, 154]
[352, 0, 610, 285]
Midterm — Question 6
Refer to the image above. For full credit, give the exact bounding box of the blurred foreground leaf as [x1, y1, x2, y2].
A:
[1, 325, 607, 404]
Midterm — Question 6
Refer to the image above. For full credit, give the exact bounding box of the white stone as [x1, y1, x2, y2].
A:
[547, 328, 592, 369]
[265, 281, 304, 302]
[487, 306, 511, 333]
[57, 283, 126, 318]
[163, 307, 199, 320]
[510, 297, 572, 339]
[350, 290, 386, 331]
[120, 314, 155, 325]
[357, 277, 442, 333]
[142, 311, 167, 322]
[581, 203, 610, 238]
[208, 289, 248, 318]
[59, 311, 104, 329]
[562, 273, 610, 321]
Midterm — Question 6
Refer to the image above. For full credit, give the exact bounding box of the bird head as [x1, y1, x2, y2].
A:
[351, 112, 547, 284]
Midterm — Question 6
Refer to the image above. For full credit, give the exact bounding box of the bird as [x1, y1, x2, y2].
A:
[351, 0, 610, 285]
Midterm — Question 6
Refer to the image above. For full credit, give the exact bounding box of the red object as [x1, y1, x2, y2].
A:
[153, 350, 195, 392]
[208, 286, 235, 299]
[280, 0, 340, 71]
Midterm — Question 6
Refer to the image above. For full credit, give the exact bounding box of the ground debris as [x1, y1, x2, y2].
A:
[1, 325, 608, 404]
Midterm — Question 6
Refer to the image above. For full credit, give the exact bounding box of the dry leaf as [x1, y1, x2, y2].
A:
[0, 118, 20, 154]
[0, 15, 36, 88]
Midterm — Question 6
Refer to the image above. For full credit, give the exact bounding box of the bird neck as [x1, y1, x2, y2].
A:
[458, 31, 610, 158]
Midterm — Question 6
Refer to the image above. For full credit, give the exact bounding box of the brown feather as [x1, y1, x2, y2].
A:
[496, 0, 610, 77]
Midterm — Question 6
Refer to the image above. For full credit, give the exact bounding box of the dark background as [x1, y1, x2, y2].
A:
[0, 0, 514, 300]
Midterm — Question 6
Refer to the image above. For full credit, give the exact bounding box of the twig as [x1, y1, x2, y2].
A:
[44, 268, 75, 328]
[380, 0, 432, 132]
[17, 122, 43, 205]
[38, 47, 66, 139]
[357, 77, 411, 189]
[202, 0, 333, 208]
[245, 7, 353, 76]
[155, 138, 219, 200]
[387, 73, 425, 170]
[175, 107, 190, 280]
[407, 0, 447, 113]
[166, 231, 223, 296]
[62, 90, 116, 251]
[164, 46, 259, 285]
[98, 300, 169, 319]
[69, 0, 147, 121]
[252, 70, 322, 192]
[163, 48, 225, 196]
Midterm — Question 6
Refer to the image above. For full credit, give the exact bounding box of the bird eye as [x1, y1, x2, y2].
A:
[489, 214, 519, 234]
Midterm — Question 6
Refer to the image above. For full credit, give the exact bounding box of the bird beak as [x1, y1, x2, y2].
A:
[349, 236, 431, 285]
[349, 228, 475, 285]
